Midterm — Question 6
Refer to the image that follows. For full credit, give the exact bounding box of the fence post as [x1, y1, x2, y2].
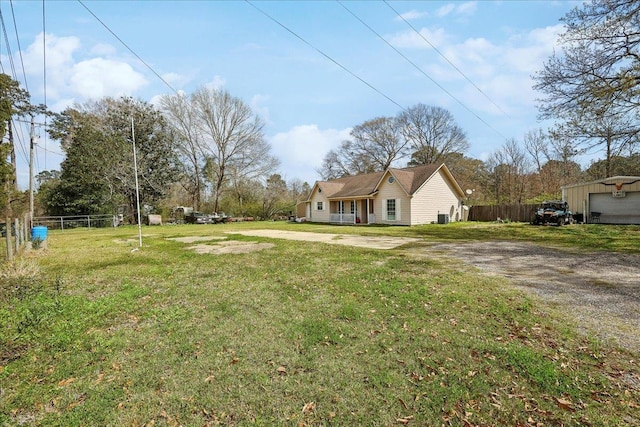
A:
[23, 213, 29, 242]
[61, 217, 64, 230]
[88, 215, 91, 229]
[14, 218, 20, 252]
[5, 217, 13, 261]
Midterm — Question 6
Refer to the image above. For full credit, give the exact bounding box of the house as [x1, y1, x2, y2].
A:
[300, 163, 466, 226]
[562, 176, 640, 224]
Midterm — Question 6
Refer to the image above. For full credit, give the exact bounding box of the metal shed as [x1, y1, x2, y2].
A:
[562, 176, 640, 224]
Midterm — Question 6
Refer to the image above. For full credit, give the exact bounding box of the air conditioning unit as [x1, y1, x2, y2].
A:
[437, 214, 449, 224]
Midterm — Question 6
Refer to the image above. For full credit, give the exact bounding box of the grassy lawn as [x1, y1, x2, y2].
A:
[1, 221, 639, 426]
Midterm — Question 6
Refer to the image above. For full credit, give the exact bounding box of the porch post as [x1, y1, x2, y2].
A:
[367, 199, 370, 224]
[354, 199, 357, 224]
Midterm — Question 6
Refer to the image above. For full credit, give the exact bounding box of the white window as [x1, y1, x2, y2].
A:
[350, 201, 355, 214]
[386, 199, 396, 221]
[316, 201, 324, 211]
[338, 201, 345, 214]
[383, 199, 401, 221]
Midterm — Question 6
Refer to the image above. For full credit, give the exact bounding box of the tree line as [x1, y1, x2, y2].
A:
[2, 0, 639, 221]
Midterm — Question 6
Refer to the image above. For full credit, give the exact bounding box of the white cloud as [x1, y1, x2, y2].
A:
[21, 33, 80, 99]
[90, 43, 116, 56]
[23, 32, 79, 73]
[20, 32, 149, 102]
[396, 10, 429, 21]
[251, 94, 271, 124]
[70, 58, 148, 99]
[269, 125, 351, 183]
[389, 27, 448, 49]
[456, 2, 478, 16]
[48, 98, 76, 113]
[410, 22, 567, 116]
[435, 2, 477, 18]
[436, 4, 456, 17]
[205, 75, 226, 91]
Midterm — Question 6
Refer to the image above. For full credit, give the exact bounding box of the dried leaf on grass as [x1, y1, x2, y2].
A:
[57, 377, 75, 387]
[555, 397, 575, 412]
[302, 402, 316, 413]
[396, 415, 413, 424]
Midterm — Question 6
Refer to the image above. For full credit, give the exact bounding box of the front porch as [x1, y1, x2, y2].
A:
[329, 199, 375, 225]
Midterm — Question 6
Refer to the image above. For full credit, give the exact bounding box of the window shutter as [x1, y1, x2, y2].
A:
[382, 199, 387, 220]
[396, 198, 401, 221]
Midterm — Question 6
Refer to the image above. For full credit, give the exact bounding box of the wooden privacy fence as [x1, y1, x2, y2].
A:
[468, 204, 538, 222]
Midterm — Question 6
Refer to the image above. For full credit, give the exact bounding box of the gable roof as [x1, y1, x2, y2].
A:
[308, 163, 465, 200]
[387, 164, 441, 195]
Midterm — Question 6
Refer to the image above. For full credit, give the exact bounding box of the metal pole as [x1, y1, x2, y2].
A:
[29, 116, 35, 229]
[132, 118, 143, 248]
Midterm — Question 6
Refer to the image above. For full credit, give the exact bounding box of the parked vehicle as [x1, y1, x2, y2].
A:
[185, 212, 213, 224]
[531, 200, 573, 226]
[210, 213, 229, 224]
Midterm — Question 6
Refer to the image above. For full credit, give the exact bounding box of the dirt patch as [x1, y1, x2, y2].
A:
[166, 236, 274, 254]
[230, 230, 420, 249]
[167, 236, 226, 244]
[187, 240, 275, 255]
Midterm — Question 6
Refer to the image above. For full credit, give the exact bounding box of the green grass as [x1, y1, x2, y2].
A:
[1, 221, 638, 426]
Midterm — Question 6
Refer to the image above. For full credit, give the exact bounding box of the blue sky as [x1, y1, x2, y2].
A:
[4, 0, 580, 189]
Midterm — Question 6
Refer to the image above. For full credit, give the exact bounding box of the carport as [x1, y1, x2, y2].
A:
[562, 176, 640, 224]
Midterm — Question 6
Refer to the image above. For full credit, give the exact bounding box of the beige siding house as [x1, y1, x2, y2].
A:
[301, 164, 466, 226]
[562, 176, 640, 224]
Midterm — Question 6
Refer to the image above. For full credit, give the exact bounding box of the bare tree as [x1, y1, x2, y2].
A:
[523, 129, 550, 192]
[349, 117, 408, 170]
[487, 139, 532, 204]
[533, 0, 640, 176]
[159, 92, 205, 210]
[318, 116, 407, 179]
[531, 130, 584, 196]
[190, 87, 279, 213]
[398, 104, 469, 166]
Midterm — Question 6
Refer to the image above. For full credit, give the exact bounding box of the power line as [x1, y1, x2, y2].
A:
[0, 7, 18, 80]
[338, 1, 506, 140]
[76, 0, 178, 95]
[383, 0, 510, 118]
[245, 0, 406, 112]
[11, 119, 29, 165]
[9, 0, 29, 93]
[35, 143, 63, 157]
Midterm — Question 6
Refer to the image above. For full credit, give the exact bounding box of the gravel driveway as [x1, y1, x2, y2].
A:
[425, 241, 640, 353]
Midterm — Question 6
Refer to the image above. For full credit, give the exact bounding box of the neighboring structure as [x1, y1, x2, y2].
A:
[562, 176, 640, 224]
[300, 163, 466, 226]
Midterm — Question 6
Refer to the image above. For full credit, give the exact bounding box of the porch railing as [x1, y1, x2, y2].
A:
[330, 213, 356, 224]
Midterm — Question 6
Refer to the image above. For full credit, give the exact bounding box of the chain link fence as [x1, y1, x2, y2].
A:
[33, 215, 117, 230]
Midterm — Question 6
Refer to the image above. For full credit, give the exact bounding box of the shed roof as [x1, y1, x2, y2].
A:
[562, 176, 640, 190]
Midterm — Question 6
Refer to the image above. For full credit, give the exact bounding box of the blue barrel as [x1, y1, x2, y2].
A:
[31, 226, 48, 241]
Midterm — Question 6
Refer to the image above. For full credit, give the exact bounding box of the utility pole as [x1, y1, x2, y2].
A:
[29, 115, 35, 227]
[132, 117, 142, 248]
